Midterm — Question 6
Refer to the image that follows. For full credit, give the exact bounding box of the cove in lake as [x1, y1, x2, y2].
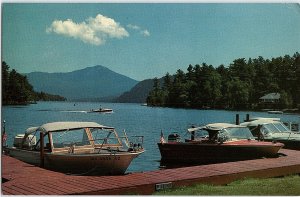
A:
[2, 102, 300, 173]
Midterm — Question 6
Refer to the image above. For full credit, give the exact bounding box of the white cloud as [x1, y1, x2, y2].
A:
[141, 30, 150, 37]
[46, 14, 129, 46]
[127, 24, 140, 30]
[127, 24, 150, 37]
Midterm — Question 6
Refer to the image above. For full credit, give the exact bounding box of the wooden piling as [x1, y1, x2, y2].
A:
[236, 114, 240, 125]
[246, 114, 250, 122]
[191, 131, 195, 140]
[40, 132, 44, 167]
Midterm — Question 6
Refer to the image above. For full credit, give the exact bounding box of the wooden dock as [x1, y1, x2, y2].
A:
[2, 149, 300, 195]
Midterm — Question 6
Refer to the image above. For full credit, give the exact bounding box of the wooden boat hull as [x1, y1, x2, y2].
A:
[4, 147, 144, 175]
[259, 133, 300, 150]
[158, 140, 283, 165]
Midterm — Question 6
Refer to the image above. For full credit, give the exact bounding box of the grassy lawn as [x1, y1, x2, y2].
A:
[154, 174, 300, 195]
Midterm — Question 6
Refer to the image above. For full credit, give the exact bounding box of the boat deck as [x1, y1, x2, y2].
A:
[2, 149, 300, 195]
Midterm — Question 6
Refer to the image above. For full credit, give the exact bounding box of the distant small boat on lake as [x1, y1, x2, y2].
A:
[268, 110, 283, 114]
[90, 108, 113, 113]
[4, 121, 144, 175]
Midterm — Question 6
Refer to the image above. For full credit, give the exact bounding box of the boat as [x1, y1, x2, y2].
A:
[240, 118, 300, 150]
[90, 108, 113, 113]
[158, 123, 284, 166]
[4, 121, 144, 175]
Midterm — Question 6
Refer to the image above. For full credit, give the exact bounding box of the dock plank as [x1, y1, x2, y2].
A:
[21, 183, 61, 195]
[10, 184, 41, 195]
[2, 149, 300, 195]
[2, 186, 23, 195]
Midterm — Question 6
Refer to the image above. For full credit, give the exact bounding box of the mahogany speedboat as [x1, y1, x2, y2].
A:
[4, 121, 144, 175]
[158, 123, 284, 166]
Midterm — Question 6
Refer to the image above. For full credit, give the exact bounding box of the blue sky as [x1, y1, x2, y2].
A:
[2, 3, 300, 81]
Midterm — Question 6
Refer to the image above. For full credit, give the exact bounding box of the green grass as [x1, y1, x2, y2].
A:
[154, 174, 300, 195]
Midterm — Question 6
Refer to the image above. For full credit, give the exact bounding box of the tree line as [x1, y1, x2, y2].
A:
[147, 53, 300, 110]
[2, 61, 66, 105]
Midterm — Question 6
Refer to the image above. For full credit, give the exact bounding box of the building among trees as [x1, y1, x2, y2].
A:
[259, 93, 281, 103]
[259, 93, 281, 109]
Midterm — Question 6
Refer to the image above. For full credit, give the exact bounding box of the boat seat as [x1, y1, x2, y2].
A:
[43, 143, 51, 152]
[52, 145, 94, 154]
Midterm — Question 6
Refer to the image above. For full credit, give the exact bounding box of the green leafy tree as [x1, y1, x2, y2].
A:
[292, 53, 300, 106]
[2, 61, 10, 103]
[279, 90, 293, 109]
[227, 78, 250, 109]
[163, 72, 172, 91]
[146, 52, 299, 110]
[168, 69, 188, 107]
[147, 77, 167, 106]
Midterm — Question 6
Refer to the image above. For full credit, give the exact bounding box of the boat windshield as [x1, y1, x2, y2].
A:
[194, 130, 209, 138]
[220, 127, 254, 140]
[262, 122, 290, 134]
[91, 128, 120, 145]
[51, 128, 91, 148]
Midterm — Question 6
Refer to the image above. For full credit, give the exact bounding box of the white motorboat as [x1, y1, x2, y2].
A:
[4, 121, 144, 175]
[241, 118, 300, 150]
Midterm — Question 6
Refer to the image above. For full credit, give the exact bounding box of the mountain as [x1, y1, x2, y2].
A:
[115, 77, 167, 103]
[26, 65, 139, 100]
[114, 79, 154, 103]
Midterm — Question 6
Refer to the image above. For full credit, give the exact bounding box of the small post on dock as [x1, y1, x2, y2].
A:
[236, 114, 240, 125]
[191, 131, 195, 140]
[40, 132, 44, 167]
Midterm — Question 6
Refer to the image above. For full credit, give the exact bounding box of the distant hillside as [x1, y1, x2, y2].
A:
[115, 79, 154, 103]
[115, 77, 166, 103]
[26, 65, 139, 100]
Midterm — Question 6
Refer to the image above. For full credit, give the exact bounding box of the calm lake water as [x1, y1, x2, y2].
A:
[2, 101, 300, 173]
